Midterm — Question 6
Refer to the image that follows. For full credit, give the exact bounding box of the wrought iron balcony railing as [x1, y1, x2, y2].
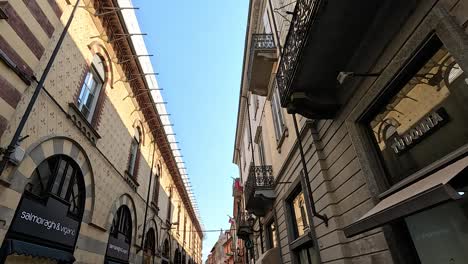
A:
[276, 0, 316, 106]
[236, 211, 252, 240]
[244, 165, 274, 204]
[247, 34, 277, 96]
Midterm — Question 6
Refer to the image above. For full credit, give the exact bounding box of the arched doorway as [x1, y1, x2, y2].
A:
[143, 228, 156, 264]
[174, 248, 181, 264]
[181, 252, 186, 264]
[0, 155, 86, 263]
[104, 206, 132, 264]
[161, 239, 170, 264]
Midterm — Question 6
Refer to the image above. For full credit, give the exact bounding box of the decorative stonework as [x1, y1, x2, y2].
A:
[68, 103, 101, 145]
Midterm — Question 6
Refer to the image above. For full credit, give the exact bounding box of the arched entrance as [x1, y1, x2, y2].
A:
[104, 206, 132, 264]
[0, 155, 86, 263]
[174, 247, 182, 264]
[143, 228, 156, 264]
[161, 239, 170, 264]
[181, 252, 186, 264]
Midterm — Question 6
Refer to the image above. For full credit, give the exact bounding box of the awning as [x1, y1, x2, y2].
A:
[1, 239, 75, 262]
[344, 156, 468, 237]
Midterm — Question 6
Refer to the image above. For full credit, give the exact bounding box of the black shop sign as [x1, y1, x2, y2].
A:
[8, 193, 81, 249]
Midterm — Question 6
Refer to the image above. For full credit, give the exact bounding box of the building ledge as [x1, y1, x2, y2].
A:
[67, 103, 101, 145]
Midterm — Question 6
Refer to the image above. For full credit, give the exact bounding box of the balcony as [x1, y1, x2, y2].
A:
[276, 0, 388, 119]
[245, 165, 275, 216]
[236, 212, 252, 241]
[248, 34, 278, 97]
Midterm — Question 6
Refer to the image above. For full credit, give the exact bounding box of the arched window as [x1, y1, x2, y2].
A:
[29, 155, 85, 217]
[152, 163, 161, 206]
[127, 126, 142, 179]
[77, 54, 105, 122]
[143, 228, 156, 264]
[105, 206, 132, 263]
[110, 206, 132, 243]
[174, 248, 180, 264]
[162, 239, 170, 258]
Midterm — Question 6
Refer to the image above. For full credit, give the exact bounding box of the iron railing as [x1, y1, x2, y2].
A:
[244, 165, 274, 203]
[276, 0, 317, 106]
[236, 211, 250, 228]
[248, 34, 276, 82]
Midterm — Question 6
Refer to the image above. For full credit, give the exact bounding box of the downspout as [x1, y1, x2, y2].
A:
[291, 114, 328, 226]
[138, 141, 157, 254]
[0, 0, 81, 176]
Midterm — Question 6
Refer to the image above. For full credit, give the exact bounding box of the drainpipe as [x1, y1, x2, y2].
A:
[138, 141, 157, 254]
[291, 114, 328, 226]
[0, 0, 81, 176]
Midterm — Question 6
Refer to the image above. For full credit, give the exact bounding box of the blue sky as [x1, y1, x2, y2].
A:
[132, 0, 248, 260]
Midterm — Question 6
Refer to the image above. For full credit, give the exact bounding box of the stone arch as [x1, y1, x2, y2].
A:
[132, 119, 146, 146]
[146, 219, 158, 248]
[7, 136, 96, 223]
[161, 236, 171, 260]
[105, 193, 138, 245]
[88, 40, 113, 88]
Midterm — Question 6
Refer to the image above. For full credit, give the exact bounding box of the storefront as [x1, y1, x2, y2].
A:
[345, 31, 468, 263]
[0, 155, 85, 264]
[161, 239, 170, 264]
[143, 228, 156, 264]
[104, 206, 132, 264]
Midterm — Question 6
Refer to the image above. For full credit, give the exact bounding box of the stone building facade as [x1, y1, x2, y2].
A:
[233, 0, 468, 264]
[0, 0, 202, 263]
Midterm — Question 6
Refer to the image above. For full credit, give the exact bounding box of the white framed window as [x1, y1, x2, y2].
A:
[263, 8, 272, 34]
[271, 85, 285, 141]
[77, 54, 105, 122]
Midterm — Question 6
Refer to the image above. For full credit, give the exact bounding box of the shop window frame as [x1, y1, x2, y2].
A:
[282, 177, 321, 263]
[346, 6, 468, 264]
[264, 216, 278, 250]
[347, 6, 468, 200]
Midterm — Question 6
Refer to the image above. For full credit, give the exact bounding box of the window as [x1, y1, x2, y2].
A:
[271, 85, 286, 141]
[77, 54, 105, 122]
[127, 127, 142, 179]
[177, 205, 181, 235]
[246, 126, 252, 150]
[262, 8, 272, 34]
[290, 190, 309, 238]
[297, 247, 320, 264]
[162, 239, 170, 259]
[183, 216, 187, 244]
[252, 94, 259, 120]
[367, 36, 468, 185]
[266, 220, 278, 249]
[258, 134, 267, 166]
[167, 187, 173, 223]
[29, 155, 85, 217]
[110, 206, 132, 243]
[152, 164, 161, 207]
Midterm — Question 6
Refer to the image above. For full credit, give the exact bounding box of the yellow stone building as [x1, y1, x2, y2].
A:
[0, 0, 202, 263]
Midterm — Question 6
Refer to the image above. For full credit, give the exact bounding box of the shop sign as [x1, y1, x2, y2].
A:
[106, 233, 131, 261]
[9, 194, 80, 248]
[389, 108, 449, 154]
